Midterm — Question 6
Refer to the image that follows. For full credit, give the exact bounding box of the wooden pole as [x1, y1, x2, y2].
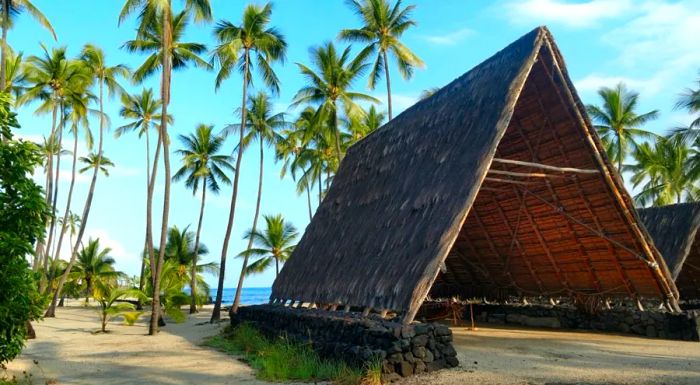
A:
[492, 158, 599, 174]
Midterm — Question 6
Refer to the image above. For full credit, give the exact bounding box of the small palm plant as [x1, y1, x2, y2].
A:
[238, 214, 298, 276]
[71, 238, 122, 304]
[92, 279, 146, 333]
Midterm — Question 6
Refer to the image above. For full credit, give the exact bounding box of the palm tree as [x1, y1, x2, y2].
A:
[92, 279, 145, 333]
[78, 152, 115, 175]
[70, 238, 120, 304]
[121, 0, 212, 334]
[173, 124, 232, 313]
[347, 105, 385, 144]
[52, 91, 95, 277]
[586, 83, 659, 173]
[210, 2, 286, 320]
[238, 214, 297, 277]
[224, 92, 287, 311]
[115, 88, 170, 297]
[3, 48, 27, 99]
[419, 87, 439, 100]
[22, 46, 91, 278]
[0, 0, 56, 89]
[672, 75, 700, 142]
[627, 136, 700, 206]
[292, 42, 378, 163]
[45, 47, 128, 319]
[339, 0, 424, 120]
[56, 212, 80, 256]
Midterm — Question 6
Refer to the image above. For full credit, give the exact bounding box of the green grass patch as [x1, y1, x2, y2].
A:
[205, 324, 382, 384]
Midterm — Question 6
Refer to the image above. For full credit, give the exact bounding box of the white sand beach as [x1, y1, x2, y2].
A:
[5, 302, 264, 385]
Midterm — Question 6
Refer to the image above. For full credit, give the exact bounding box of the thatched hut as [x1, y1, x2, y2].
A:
[272, 26, 680, 323]
[638, 202, 700, 300]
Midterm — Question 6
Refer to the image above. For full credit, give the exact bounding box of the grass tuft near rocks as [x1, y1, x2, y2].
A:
[205, 324, 382, 385]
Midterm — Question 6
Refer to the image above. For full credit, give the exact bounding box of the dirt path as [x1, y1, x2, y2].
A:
[5, 303, 267, 385]
[402, 325, 700, 385]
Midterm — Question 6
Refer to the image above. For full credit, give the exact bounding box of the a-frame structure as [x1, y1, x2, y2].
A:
[272, 27, 680, 323]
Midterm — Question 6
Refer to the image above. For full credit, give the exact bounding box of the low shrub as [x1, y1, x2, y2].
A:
[121, 311, 143, 326]
[205, 324, 381, 384]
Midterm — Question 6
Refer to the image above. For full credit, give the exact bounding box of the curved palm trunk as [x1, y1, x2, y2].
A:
[52, 128, 79, 278]
[306, 184, 312, 221]
[275, 257, 279, 276]
[147, 125, 162, 287]
[45, 107, 66, 270]
[318, 172, 322, 206]
[150, 6, 174, 335]
[190, 177, 207, 314]
[36, 104, 59, 275]
[45, 80, 106, 317]
[382, 50, 392, 120]
[212, 51, 249, 322]
[232, 138, 264, 315]
[332, 106, 343, 163]
[138, 124, 152, 307]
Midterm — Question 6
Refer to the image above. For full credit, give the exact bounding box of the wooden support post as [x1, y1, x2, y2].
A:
[330, 304, 338, 312]
[344, 305, 351, 312]
[488, 169, 568, 179]
[362, 307, 371, 317]
[379, 309, 389, 318]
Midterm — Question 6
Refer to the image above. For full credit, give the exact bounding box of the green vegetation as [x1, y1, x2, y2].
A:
[0, 93, 48, 364]
[205, 324, 381, 384]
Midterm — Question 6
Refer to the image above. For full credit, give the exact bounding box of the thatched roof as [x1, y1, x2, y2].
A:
[272, 26, 679, 322]
[638, 203, 700, 299]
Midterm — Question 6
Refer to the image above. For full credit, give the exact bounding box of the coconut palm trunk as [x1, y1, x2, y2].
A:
[306, 182, 312, 221]
[150, 5, 174, 336]
[45, 78, 106, 317]
[190, 175, 206, 313]
[138, 127, 152, 299]
[331, 105, 342, 162]
[232, 134, 264, 315]
[36, 104, 58, 274]
[212, 52, 249, 322]
[382, 50, 392, 120]
[52, 126, 79, 279]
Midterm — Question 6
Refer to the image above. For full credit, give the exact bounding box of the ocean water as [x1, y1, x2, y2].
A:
[207, 287, 271, 305]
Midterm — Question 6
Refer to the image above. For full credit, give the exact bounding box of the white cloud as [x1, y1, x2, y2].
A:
[58, 169, 90, 184]
[502, 0, 632, 28]
[576, 1, 700, 99]
[422, 27, 475, 45]
[54, 228, 141, 277]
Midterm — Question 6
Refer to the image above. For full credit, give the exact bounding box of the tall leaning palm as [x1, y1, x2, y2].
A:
[339, 0, 424, 120]
[586, 83, 659, 174]
[46, 45, 128, 318]
[238, 214, 298, 277]
[210, 2, 286, 320]
[0, 0, 56, 89]
[292, 42, 378, 163]
[115, 88, 169, 295]
[226, 92, 286, 311]
[173, 124, 233, 313]
[120, 0, 211, 334]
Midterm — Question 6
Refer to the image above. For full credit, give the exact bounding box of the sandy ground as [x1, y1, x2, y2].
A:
[6, 304, 700, 385]
[404, 324, 700, 385]
[5, 301, 268, 385]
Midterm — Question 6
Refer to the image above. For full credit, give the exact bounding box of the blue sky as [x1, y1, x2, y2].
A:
[12, 0, 700, 291]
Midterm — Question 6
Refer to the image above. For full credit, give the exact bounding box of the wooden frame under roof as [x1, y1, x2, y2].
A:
[271, 27, 680, 323]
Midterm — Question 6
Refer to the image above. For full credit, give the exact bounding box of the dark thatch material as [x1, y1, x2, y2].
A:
[638, 203, 700, 299]
[272, 26, 679, 322]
